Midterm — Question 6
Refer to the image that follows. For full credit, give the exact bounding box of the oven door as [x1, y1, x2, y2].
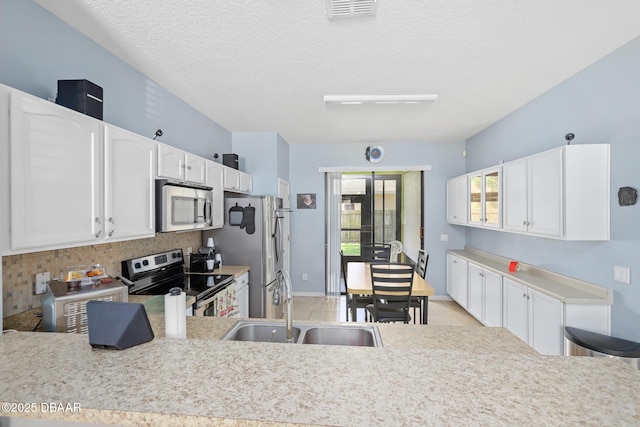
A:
[193, 280, 237, 317]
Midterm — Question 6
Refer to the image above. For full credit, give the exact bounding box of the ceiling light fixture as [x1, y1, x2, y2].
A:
[323, 94, 438, 105]
[327, 0, 377, 18]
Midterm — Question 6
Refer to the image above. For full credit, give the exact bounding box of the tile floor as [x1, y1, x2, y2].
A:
[292, 295, 483, 326]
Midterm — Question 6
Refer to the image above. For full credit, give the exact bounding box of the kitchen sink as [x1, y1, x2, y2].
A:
[220, 320, 382, 347]
[222, 322, 302, 343]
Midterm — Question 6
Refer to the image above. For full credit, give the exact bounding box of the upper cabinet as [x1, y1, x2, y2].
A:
[223, 166, 253, 194]
[157, 143, 206, 185]
[9, 90, 103, 249]
[8, 89, 155, 251]
[468, 167, 501, 228]
[104, 125, 156, 240]
[447, 144, 610, 241]
[446, 175, 468, 225]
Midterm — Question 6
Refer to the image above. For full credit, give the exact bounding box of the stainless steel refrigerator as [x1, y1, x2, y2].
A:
[203, 195, 285, 318]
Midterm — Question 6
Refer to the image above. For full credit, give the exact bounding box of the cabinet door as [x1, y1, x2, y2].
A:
[483, 169, 501, 227]
[10, 91, 102, 249]
[239, 171, 253, 193]
[528, 149, 563, 237]
[502, 159, 528, 232]
[468, 173, 483, 225]
[185, 153, 206, 184]
[157, 143, 185, 180]
[223, 167, 240, 191]
[482, 269, 502, 327]
[104, 126, 155, 240]
[447, 176, 468, 224]
[447, 255, 468, 308]
[467, 263, 483, 321]
[205, 161, 224, 228]
[503, 278, 529, 344]
[529, 289, 563, 355]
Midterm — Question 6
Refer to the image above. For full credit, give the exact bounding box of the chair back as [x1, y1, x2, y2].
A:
[362, 243, 391, 262]
[340, 250, 348, 287]
[369, 263, 414, 323]
[415, 249, 429, 279]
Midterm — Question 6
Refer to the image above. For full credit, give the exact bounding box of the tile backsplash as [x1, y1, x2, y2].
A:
[2, 231, 203, 317]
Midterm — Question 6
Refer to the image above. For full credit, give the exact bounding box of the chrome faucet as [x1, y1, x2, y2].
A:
[277, 270, 294, 343]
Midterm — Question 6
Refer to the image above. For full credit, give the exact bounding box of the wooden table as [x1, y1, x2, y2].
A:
[346, 262, 435, 324]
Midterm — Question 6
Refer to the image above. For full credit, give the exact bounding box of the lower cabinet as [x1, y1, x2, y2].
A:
[503, 277, 563, 355]
[468, 263, 502, 327]
[446, 254, 468, 309]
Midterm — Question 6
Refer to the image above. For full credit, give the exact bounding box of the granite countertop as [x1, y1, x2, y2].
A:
[1, 316, 639, 426]
[448, 248, 612, 304]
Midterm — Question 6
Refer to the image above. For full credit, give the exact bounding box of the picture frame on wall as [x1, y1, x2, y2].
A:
[297, 193, 316, 209]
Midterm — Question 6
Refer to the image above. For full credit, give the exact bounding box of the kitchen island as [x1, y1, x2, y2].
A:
[0, 316, 638, 426]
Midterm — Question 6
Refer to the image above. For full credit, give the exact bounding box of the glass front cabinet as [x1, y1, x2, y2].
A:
[468, 167, 501, 228]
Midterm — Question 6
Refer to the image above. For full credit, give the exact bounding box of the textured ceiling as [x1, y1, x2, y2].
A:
[34, 0, 640, 145]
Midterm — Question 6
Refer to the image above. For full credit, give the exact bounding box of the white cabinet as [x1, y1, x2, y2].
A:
[446, 175, 468, 224]
[468, 167, 501, 228]
[502, 149, 562, 237]
[446, 254, 468, 309]
[223, 166, 253, 193]
[239, 170, 253, 193]
[503, 278, 563, 355]
[205, 160, 224, 229]
[9, 91, 103, 249]
[104, 126, 155, 240]
[157, 143, 206, 185]
[8, 91, 156, 250]
[467, 263, 502, 327]
[236, 272, 249, 318]
[223, 166, 240, 191]
[502, 145, 609, 240]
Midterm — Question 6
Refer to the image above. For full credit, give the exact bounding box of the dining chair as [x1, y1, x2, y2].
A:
[366, 262, 414, 324]
[340, 250, 370, 322]
[408, 249, 429, 323]
[361, 243, 391, 262]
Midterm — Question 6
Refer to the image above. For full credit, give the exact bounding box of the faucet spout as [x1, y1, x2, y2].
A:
[278, 270, 294, 343]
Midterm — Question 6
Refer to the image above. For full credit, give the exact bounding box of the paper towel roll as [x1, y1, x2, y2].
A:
[165, 287, 186, 339]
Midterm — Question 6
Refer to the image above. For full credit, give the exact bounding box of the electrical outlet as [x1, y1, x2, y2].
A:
[187, 247, 192, 255]
[35, 272, 50, 295]
[302, 273, 308, 281]
[614, 265, 631, 284]
[440, 234, 449, 241]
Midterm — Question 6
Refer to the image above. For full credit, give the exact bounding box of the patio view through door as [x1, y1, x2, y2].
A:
[339, 171, 423, 293]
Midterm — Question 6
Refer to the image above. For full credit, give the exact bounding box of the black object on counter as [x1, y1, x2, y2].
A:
[87, 301, 154, 350]
[564, 326, 640, 358]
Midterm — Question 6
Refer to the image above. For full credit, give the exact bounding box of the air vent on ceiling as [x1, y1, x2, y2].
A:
[327, 0, 377, 18]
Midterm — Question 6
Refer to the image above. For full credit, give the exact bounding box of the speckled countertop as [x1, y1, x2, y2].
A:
[1, 315, 639, 426]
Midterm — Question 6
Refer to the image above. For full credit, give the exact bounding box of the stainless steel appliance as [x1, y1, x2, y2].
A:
[41, 279, 128, 333]
[203, 196, 286, 318]
[120, 249, 235, 317]
[156, 179, 213, 232]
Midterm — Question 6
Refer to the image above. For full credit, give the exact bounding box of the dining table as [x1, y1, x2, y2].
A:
[346, 261, 435, 324]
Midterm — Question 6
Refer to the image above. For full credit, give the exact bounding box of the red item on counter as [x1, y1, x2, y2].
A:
[508, 261, 519, 272]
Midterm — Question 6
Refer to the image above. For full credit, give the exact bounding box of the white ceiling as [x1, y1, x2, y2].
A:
[34, 0, 640, 145]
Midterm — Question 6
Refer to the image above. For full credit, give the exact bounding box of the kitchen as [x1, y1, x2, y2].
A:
[2, 1, 640, 425]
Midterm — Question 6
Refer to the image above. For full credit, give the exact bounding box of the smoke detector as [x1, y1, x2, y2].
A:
[327, 0, 378, 18]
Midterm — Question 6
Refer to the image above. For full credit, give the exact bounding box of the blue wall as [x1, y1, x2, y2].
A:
[289, 140, 466, 296]
[465, 36, 640, 342]
[0, 0, 231, 158]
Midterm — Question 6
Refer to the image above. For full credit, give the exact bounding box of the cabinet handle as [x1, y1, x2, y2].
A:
[108, 217, 116, 237]
[522, 292, 526, 298]
[95, 217, 102, 238]
[523, 220, 527, 226]
[187, 165, 192, 170]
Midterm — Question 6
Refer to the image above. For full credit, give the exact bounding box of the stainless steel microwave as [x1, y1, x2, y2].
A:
[156, 179, 213, 232]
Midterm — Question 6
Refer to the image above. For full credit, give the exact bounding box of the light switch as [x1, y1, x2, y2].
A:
[614, 265, 631, 284]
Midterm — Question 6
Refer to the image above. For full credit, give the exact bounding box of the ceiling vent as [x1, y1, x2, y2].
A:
[327, 0, 377, 18]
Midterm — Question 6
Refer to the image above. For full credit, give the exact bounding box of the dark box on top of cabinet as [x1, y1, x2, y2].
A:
[56, 79, 103, 120]
[223, 153, 239, 169]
